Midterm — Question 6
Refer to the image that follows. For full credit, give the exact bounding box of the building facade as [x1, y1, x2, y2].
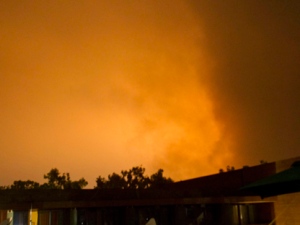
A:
[0, 156, 299, 225]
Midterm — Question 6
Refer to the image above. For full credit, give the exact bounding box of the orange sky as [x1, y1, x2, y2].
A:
[1, 1, 300, 188]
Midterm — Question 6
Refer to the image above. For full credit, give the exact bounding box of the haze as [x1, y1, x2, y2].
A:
[1, 1, 299, 187]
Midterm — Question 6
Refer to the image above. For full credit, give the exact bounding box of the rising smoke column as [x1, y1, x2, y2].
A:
[0, 1, 237, 185]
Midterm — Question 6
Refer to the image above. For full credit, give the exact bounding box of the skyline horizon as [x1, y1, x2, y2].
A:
[3, 155, 299, 189]
[1, 1, 300, 188]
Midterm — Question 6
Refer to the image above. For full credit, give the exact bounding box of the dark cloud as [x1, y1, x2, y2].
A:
[190, 1, 300, 166]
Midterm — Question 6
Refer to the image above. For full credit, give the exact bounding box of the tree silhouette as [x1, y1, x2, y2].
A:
[122, 166, 150, 189]
[4, 168, 88, 190]
[95, 166, 173, 189]
[10, 180, 40, 190]
[43, 168, 68, 189]
[67, 178, 88, 189]
[149, 169, 173, 188]
[2, 166, 171, 190]
[43, 168, 88, 189]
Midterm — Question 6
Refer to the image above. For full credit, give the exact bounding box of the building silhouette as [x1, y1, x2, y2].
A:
[0, 156, 300, 225]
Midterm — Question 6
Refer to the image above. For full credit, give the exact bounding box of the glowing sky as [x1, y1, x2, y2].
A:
[1, 1, 300, 188]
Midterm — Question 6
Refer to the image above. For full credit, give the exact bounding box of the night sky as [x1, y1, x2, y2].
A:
[1, 1, 299, 188]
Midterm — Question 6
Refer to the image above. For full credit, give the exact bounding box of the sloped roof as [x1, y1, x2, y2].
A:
[241, 161, 300, 198]
[170, 162, 276, 197]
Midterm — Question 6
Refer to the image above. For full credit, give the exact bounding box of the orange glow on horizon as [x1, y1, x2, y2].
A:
[1, 1, 298, 187]
[0, 1, 240, 187]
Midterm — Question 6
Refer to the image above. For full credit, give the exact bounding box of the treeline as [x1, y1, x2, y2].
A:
[0, 168, 88, 190]
[0, 166, 173, 190]
[95, 166, 173, 189]
[219, 160, 268, 173]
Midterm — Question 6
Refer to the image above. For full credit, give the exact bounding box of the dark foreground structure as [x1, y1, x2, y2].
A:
[1, 157, 300, 225]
